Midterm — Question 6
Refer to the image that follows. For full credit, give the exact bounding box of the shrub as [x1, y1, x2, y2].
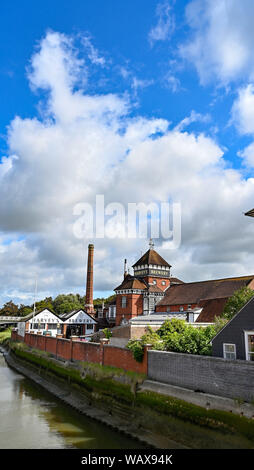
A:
[103, 328, 112, 339]
[222, 287, 254, 321]
[127, 326, 163, 362]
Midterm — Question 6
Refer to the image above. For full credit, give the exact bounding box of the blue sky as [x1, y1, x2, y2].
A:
[0, 0, 249, 167]
[1, 0, 254, 306]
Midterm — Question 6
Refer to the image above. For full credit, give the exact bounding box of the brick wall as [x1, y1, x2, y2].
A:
[116, 293, 143, 326]
[11, 330, 24, 342]
[11, 330, 148, 374]
[55, 338, 71, 361]
[148, 350, 254, 402]
[72, 341, 101, 363]
[103, 344, 149, 374]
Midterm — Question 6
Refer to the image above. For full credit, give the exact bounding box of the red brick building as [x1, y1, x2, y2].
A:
[114, 241, 183, 326]
[156, 276, 254, 322]
[114, 241, 254, 326]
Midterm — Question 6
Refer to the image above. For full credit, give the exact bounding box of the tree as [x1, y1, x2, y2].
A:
[18, 304, 33, 317]
[52, 294, 83, 315]
[157, 318, 187, 337]
[0, 301, 19, 316]
[222, 287, 254, 321]
[35, 297, 54, 312]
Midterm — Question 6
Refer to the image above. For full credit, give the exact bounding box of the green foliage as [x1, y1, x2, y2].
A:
[127, 339, 145, 362]
[0, 301, 19, 316]
[164, 326, 209, 355]
[52, 294, 83, 315]
[35, 297, 54, 312]
[93, 294, 116, 306]
[157, 318, 187, 337]
[0, 292, 116, 318]
[127, 326, 163, 362]
[163, 323, 220, 356]
[222, 287, 254, 321]
[136, 391, 254, 442]
[128, 319, 226, 358]
[0, 327, 12, 344]
[18, 305, 33, 317]
[103, 328, 112, 339]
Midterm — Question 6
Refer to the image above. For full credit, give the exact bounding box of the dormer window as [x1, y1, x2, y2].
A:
[162, 281, 166, 286]
[153, 280, 157, 285]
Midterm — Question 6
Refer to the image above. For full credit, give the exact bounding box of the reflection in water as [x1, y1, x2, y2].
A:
[0, 353, 145, 449]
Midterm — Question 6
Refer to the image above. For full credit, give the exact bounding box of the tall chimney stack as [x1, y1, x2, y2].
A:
[85, 244, 95, 315]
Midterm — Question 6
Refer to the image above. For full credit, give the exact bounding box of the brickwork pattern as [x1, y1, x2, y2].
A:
[11, 330, 147, 374]
[148, 350, 254, 401]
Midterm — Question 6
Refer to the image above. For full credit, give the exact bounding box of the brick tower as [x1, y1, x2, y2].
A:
[114, 240, 172, 326]
[85, 244, 95, 315]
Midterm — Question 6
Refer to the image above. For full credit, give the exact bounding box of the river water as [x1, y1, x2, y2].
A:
[0, 352, 146, 449]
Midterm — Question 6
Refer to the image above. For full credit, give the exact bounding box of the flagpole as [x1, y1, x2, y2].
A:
[32, 276, 37, 330]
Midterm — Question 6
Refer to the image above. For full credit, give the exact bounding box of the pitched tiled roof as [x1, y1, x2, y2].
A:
[157, 276, 254, 306]
[59, 309, 97, 322]
[170, 277, 184, 285]
[114, 275, 147, 291]
[22, 308, 62, 321]
[147, 285, 163, 293]
[195, 298, 228, 322]
[132, 249, 171, 268]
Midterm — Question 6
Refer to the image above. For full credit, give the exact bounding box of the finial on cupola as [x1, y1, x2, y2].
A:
[124, 258, 128, 278]
[149, 238, 154, 250]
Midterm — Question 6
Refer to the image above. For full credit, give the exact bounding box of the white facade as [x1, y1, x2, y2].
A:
[107, 304, 116, 319]
[17, 321, 26, 337]
[17, 308, 97, 339]
[63, 310, 96, 332]
[28, 309, 63, 337]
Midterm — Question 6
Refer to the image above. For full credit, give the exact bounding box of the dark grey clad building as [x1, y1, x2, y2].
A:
[211, 297, 254, 361]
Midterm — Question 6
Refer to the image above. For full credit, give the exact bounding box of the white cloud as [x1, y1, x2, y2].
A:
[173, 110, 211, 132]
[149, 1, 175, 46]
[238, 143, 254, 168]
[180, 0, 254, 85]
[231, 84, 254, 135]
[1, 30, 254, 307]
[131, 77, 154, 96]
[164, 73, 181, 93]
[81, 34, 106, 67]
[231, 83, 254, 167]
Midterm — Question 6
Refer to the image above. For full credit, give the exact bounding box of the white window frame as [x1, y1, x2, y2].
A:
[121, 296, 127, 308]
[244, 331, 254, 361]
[223, 343, 236, 360]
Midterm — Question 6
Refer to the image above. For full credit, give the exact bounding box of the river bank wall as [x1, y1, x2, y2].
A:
[12, 331, 254, 404]
[3, 338, 254, 449]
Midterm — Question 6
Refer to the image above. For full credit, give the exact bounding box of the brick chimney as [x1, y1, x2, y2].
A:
[85, 244, 95, 315]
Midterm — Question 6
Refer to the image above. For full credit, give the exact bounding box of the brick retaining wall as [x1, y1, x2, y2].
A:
[11, 330, 254, 401]
[103, 344, 149, 374]
[11, 330, 147, 374]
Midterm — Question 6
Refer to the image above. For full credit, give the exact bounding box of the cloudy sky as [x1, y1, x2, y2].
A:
[1, 0, 254, 306]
